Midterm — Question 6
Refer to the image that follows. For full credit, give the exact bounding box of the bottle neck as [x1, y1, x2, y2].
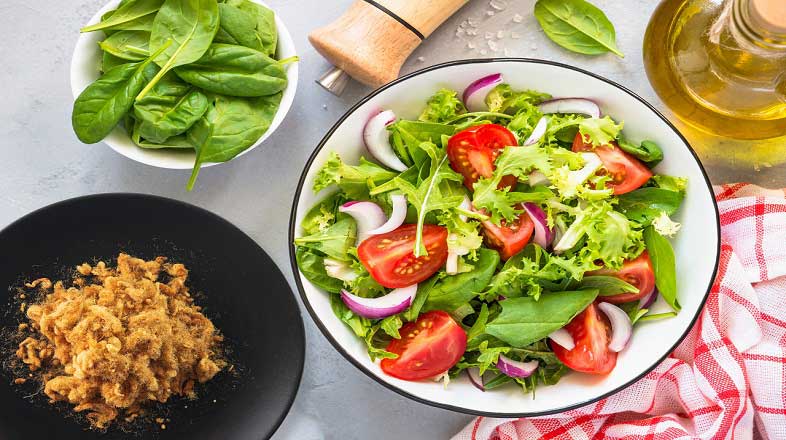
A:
[728, 0, 786, 50]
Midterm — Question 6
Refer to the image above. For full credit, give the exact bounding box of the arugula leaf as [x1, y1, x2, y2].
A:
[485, 289, 598, 347]
[644, 226, 680, 311]
[579, 275, 639, 296]
[618, 138, 663, 166]
[578, 116, 624, 147]
[534, 0, 624, 58]
[313, 152, 398, 199]
[477, 341, 510, 375]
[617, 187, 684, 225]
[419, 88, 466, 123]
[371, 144, 464, 256]
[294, 218, 356, 261]
[422, 248, 500, 312]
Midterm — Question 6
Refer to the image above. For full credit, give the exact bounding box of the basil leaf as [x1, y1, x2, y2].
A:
[534, 0, 623, 58]
[295, 247, 343, 294]
[617, 188, 684, 225]
[422, 249, 500, 313]
[579, 275, 639, 296]
[644, 226, 680, 311]
[485, 290, 598, 347]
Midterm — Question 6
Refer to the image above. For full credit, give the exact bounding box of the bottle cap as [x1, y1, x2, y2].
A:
[750, 0, 786, 33]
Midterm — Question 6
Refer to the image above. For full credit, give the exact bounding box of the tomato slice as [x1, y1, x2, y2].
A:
[590, 251, 656, 304]
[572, 133, 652, 195]
[551, 303, 618, 375]
[381, 311, 467, 381]
[357, 224, 448, 288]
[447, 124, 518, 190]
[481, 208, 534, 260]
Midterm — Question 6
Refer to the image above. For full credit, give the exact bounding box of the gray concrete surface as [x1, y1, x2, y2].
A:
[1, 1, 784, 439]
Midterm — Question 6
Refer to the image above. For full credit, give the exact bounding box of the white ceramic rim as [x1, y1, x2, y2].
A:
[69, 0, 299, 170]
[288, 58, 721, 417]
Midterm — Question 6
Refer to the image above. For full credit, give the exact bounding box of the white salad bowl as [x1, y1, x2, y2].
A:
[70, 0, 298, 170]
[289, 59, 720, 416]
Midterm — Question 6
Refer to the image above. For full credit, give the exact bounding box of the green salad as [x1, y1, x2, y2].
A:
[295, 76, 687, 393]
[72, 0, 296, 190]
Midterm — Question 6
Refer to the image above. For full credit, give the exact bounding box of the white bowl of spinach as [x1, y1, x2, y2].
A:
[70, 0, 298, 190]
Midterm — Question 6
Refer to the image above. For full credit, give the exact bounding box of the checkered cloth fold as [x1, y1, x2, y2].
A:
[454, 184, 786, 440]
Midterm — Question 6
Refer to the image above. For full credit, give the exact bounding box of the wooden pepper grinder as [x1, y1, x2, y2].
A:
[309, 0, 469, 95]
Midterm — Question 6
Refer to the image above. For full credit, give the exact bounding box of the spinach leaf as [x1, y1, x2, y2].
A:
[422, 248, 500, 312]
[618, 138, 663, 166]
[101, 52, 131, 73]
[485, 289, 598, 347]
[402, 276, 438, 322]
[81, 0, 163, 33]
[294, 217, 356, 262]
[139, 0, 220, 101]
[388, 120, 456, 168]
[466, 303, 490, 346]
[99, 30, 151, 61]
[186, 92, 281, 190]
[295, 247, 344, 293]
[617, 188, 685, 225]
[579, 275, 639, 296]
[133, 74, 209, 143]
[533, 0, 623, 58]
[134, 131, 194, 149]
[174, 44, 290, 97]
[330, 292, 372, 338]
[72, 46, 164, 144]
[225, 0, 277, 56]
[643, 226, 680, 311]
[214, 3, 264, 51]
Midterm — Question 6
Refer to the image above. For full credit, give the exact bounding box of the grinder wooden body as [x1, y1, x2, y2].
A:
[309, 0, 467, 88]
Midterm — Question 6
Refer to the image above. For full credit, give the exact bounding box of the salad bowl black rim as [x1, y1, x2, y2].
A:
[288, 58, 721, 418]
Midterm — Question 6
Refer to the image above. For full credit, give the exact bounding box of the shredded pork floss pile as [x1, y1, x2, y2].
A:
[15, 253, 224, 428]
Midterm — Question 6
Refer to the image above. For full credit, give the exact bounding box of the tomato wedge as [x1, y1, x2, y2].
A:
[357, 224, 448, 288]
[551, 303, 617, 375]
[590, 251, 656, 304]
[572, 133, 652, 195]
[481, 208, 534, 260]
[447, 124, 518, 190]
[381, 311, 467, 381]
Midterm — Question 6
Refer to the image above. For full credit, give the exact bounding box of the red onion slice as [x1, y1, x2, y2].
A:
[639, 288, 658, 309]
[324, 258, 358, 282]
[457, 195, 472, 222]
[548, 328, 575, 350]
[340, 284, 417, 319]
[363, 110, 407, 172]
[523, 203, 554, 249]
[367, 194, 407, 236]
[446, 251, 459, 275]
[523, 116, 549, 146]
[463, 73, 503, 112]
[539, 98, 601, 118]
[466, 368, 485, 391]
[339, 201, 387, 243]
[496, 354, 539, 378]
[598, 302, 633, 352]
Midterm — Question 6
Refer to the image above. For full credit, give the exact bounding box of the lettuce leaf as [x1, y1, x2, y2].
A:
[313, 152, 398, 199]
[419, 88, 466, 123]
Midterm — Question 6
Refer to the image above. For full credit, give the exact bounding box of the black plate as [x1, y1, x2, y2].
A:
[0, 194, 304, 439]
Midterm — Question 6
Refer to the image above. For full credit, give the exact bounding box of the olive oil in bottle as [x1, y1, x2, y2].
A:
[643, 0, 786, 140]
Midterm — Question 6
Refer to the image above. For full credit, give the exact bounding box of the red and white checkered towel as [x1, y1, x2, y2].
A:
[454, 184, 786, 440]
